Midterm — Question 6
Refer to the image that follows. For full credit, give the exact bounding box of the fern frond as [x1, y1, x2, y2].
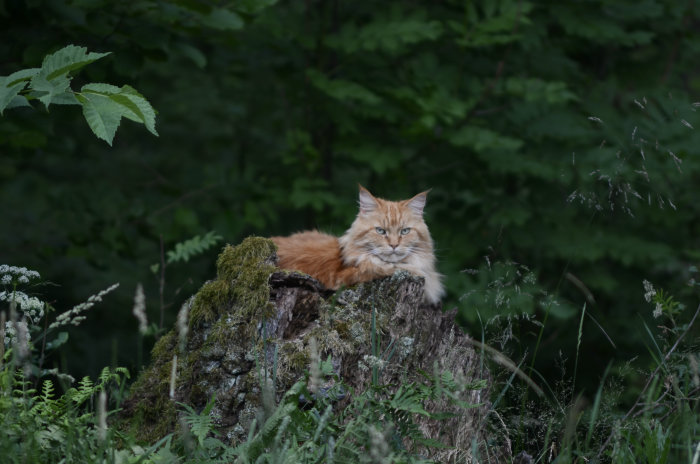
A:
[166, 231, 223, 264]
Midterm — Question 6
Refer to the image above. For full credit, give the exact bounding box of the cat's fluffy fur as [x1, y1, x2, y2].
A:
[271, 186, 444, 305]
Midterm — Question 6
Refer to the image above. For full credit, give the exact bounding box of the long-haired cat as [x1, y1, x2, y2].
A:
[271, 186, 444, 305]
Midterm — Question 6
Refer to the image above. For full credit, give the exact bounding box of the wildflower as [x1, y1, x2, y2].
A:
[0, 265, 41, 286]
[642, 280, 656, 303]
[4, 319, 31, 351]
[132, 284, 147, 335]
[359, 354, 386, 371]
[0, 291, 45, 321]
[653, 302, 663, 319]
[49, 283, 119, 330]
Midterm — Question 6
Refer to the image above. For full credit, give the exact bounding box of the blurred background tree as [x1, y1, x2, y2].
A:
[1, 0, 698, 397]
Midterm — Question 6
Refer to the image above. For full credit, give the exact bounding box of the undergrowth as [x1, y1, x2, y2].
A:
[473, 271, 699, 463]
[1, 263, 485, 463]
[2, 255, 699, 463]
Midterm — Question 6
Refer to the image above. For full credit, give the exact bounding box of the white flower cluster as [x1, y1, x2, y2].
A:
[49, 283, 120, 330]
[643, 279, 656, 303]
[642, 280, 663, 318]
[0, 290, 45, 322]
[358, 354, 387, 372]
[4, 320, 30, 349]
[0, 265, 41, 286]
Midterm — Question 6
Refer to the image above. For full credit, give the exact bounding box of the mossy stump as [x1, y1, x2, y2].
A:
[120, 236, 489, 457]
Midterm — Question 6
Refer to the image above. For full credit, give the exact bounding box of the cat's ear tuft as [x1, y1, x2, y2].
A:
[358, 185, 378, 214]
[407, 190, 429, 216]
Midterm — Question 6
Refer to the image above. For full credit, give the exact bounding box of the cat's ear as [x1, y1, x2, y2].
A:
[406, 190, 429, 216]
[358, 185, 379, 215]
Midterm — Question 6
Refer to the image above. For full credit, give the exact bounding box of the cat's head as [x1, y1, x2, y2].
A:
[342, 185, 433, 263]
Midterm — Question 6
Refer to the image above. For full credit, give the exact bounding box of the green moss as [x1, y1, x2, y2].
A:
[120, 354, 178, 443]
[216, 236, 277, 281]
[190, 279, 232, 327]
[150, 330, 177, 361]
[189, 237, 277, 329]
[287, 350, 310, 371]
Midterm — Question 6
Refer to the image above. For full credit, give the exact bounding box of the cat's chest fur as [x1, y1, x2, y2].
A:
[272, 186, 444, 305]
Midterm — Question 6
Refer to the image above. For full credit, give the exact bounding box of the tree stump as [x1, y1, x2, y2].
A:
[120, 236, 489, 460]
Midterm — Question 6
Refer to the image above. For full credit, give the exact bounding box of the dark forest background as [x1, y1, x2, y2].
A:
[2, 0, 699, 401]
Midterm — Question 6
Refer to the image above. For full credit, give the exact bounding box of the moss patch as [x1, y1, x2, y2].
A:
[120, 236, 279, 443]
[189, 237, 277, 330]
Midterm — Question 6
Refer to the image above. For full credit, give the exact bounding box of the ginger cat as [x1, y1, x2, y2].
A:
[271, 186, 444, 305]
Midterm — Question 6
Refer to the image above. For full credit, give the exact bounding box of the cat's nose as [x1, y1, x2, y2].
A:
[389, 243, 398, 249]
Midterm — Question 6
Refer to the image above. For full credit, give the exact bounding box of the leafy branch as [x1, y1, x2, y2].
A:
[0, 44, 158, 145]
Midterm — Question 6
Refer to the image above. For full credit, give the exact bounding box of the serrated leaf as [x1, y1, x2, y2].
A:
[118, 93, 157, 135]
[82, 83, 158, 136]
[39, 44, 111, 81]
[77, 93, 123, 146]
[81, 83, 122, 94]
[50, 92, 80, 105]
[5, 95, 31, 110]
[26, 45, 110, 109]
[30, 73, 72, 109]
[5, 68, 40, 86]
[0, 78, 29, 114]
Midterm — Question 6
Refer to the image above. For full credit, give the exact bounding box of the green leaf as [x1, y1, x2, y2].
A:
[27, 45, 110, 109]
[5, 68, 40, 86]
[448, 126, 523, 152]
[50, 92, 80, 106]
[503, 77, 578, 104]
[201, 8, 244, 30]
[38, 44, 111, 81]
[165, 231, 223, 265]
[0, 78, 29, 114]
[344, 144, 404, 174]
[81, 83, 158, 136]
[307, 69, 381, 105]
[46, 332, 69, 351]
[5, 95, 31, 110]
[30, 73, 72, 109]
[116, 86, 158, 136]
[76, 93, 123, 146]
[178, 43, 207, 68]
[326, 13, 443, 54]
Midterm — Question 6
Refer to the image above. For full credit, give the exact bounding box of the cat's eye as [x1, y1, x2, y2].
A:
[375, 227, 386, 235]
[400, 227, 411, 235]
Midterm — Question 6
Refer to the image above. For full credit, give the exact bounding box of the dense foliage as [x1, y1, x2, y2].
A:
[1, 0, 699, 461]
